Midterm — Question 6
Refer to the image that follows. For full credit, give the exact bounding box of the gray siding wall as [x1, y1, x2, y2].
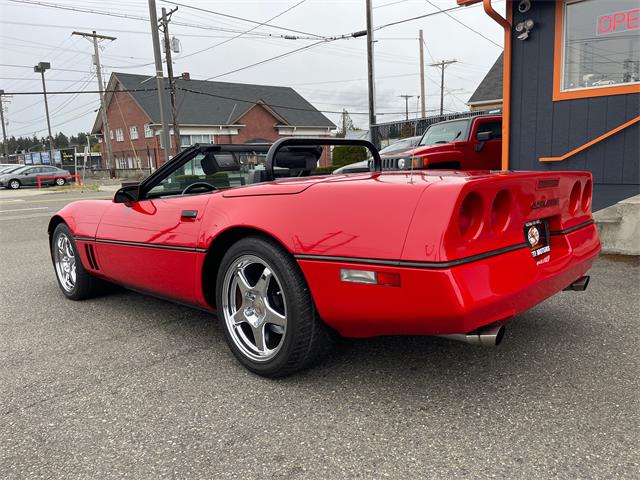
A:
[509, 0, 639, 210]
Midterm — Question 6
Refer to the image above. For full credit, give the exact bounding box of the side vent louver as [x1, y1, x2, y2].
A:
[84, 244, 99, 270]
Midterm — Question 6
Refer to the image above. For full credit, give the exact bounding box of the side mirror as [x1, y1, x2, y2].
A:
[113, 184, 140, 203]
[476, 131, 492, 142]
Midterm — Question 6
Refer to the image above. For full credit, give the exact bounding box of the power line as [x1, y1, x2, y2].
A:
[203, 39, 330, 81]
[175, 0, 309, 61]
[3, 0, 321, 40]
[424, 0, 501, 48]
[0, 86, 450, 117]
[158, 0, 325, 39]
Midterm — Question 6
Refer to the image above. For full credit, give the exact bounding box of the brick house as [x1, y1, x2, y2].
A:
[91, 72, 336, 170]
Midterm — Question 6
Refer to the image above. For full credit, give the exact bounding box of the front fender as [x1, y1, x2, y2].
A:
[48, 199, 112, 239]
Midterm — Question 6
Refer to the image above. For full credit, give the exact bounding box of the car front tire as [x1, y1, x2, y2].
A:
[216, 236, 334, 377]
[51, 223, 106, 300]
[8, 179, 20, 190]
[55, 177, 66, 186]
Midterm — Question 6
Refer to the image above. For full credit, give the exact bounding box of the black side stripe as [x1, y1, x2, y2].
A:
[296, 243, 529, 269]
[550, 219, 595, 236]
[74, 237, 207, 253]
[295, 219, 595, 269]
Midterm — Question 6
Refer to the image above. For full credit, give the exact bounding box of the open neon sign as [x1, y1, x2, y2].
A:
[598, 8, 639, 35]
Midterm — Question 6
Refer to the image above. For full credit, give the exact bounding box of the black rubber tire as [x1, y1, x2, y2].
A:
[8, 179, 20, 190]
[216, 236, 335, 377]
[51, 223, 107, 300]
[54, 177, 66, 186]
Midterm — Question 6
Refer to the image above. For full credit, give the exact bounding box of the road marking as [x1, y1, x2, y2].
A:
[0, 206, 49, 213]
[0, 195, 110, 206]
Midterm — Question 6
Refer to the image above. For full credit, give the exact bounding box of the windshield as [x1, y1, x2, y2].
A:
[419, 119, 470, 146]
[380, 137, 416, 155]
[1, 165, 27, 175]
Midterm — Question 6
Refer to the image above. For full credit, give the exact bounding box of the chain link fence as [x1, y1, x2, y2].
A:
[372, 109, 498, 147]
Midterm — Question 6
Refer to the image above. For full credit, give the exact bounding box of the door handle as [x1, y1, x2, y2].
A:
[181, 210, 198, 219]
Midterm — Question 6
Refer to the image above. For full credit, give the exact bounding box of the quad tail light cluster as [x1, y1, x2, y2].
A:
[457, 179, 593, 240]
[569, 179, 593, 214]
[340, 269, 401, 287]
[458, 189, 512, 240]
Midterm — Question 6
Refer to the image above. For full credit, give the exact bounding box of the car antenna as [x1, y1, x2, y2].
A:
[409, 95, 421, 184]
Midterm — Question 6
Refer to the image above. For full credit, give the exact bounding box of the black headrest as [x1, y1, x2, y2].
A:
[201, 153, 217, 175]
[275, 146, 322, 170]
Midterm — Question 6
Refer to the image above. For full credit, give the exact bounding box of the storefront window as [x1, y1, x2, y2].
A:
[562, 0, 639, 92]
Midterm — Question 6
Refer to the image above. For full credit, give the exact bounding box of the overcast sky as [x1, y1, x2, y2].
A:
[0, 0, 505, 141]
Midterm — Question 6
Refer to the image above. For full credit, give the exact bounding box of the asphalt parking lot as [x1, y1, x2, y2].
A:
[1, 188, 638, 479]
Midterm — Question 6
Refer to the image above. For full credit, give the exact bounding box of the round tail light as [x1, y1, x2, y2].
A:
[582, 179, 592, 212]
[459, 192, 484, 239]
[490, 190, 512, 233]
[569, 180, 581, 214]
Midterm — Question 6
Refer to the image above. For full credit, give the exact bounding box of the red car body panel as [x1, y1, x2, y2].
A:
[52, 169, 600, 338]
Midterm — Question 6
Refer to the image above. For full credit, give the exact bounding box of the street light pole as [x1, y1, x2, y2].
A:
[34, 62, 54, 159]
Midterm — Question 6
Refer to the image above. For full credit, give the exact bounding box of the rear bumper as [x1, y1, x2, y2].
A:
[297, 223, 600, 338]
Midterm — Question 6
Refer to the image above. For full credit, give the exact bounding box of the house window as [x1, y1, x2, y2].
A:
[115, 128, 124, 142]
[144, 123, 153, 138]
[110, 130, 114, 140]
[130, 126, 138, 140]
[180, 134, 214, 147]
[554, 0, 640, 100]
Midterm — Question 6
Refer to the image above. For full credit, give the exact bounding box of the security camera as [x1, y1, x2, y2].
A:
[518, 0, 531, 14]
[515, 19, 535, 40]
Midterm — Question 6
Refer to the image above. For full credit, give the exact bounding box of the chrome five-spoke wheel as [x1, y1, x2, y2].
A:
[221, 255, 287, 362]
[54, 232, 76, 293]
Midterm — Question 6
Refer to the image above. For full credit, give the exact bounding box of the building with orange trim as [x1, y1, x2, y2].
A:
[461, 0, 639, 210]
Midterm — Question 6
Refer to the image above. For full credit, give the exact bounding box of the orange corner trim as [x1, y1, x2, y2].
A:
[539, 116, 640, 162]
[553, 1, 640, 102]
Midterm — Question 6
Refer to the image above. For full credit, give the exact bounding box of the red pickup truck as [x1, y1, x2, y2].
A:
[384, 114, 502, 171]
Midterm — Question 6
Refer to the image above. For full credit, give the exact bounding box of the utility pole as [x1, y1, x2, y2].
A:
[419, 30, 426, 118]
[399, 95, 414, 121]
[429, 59, 457, 115]
[160, 6, 181, 156]
[149, 0, 171, 165]
[33, 62, 55, 159]
[365, 0, 378, 148]
[72, 31, 116, 170]
[0, 90, 9, 159]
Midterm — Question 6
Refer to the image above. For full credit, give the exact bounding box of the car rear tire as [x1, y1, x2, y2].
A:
[8, 179, 20, 190]
[55, 177, 66, 186]
[216, 236, 334, 377]
[51, 223, 107, 300]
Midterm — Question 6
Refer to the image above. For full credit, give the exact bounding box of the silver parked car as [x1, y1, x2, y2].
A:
[0, 165, 71, 189]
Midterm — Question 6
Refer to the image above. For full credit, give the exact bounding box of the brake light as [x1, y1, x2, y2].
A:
[490, 189, 512, 233]
[581, 179, 592, 212]
[458, 192, 484, 239]
[569, 180, 581, 214]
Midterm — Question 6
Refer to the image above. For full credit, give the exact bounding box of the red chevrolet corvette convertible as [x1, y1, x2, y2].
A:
[49, 138, 600, 376]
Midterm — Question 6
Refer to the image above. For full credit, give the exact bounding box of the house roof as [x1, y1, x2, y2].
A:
[93, 72, 335, 133]
[467, 54, 503, 105]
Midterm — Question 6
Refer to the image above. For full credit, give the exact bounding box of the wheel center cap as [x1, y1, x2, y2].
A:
[244, 292, 266, 328]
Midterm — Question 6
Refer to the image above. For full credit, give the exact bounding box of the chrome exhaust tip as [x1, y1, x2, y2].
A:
[563, 275, 590, 292]
[438, 324, 505, 348]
